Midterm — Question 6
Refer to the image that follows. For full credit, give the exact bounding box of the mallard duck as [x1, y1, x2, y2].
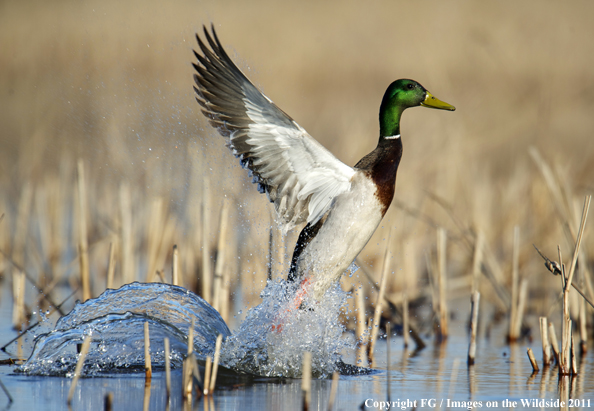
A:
[192, 25, 455, 302]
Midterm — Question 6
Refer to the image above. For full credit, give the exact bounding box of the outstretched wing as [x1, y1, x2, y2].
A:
[193, 25, 355, 231]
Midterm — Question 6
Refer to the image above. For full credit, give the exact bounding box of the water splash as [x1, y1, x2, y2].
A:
[19, 282, 230, 376]
[19, 279, 353, 378]
[221, 279, 351, 378]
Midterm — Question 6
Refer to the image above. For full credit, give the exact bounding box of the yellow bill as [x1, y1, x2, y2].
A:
[421, 91, 456, 111]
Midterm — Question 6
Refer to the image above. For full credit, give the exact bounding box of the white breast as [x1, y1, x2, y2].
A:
[294, 172, 385, 300]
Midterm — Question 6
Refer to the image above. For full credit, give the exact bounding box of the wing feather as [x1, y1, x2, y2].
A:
[193, 25, 356, 231]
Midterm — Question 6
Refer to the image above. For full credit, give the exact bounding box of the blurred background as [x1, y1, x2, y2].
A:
[1, 0, 593, 333]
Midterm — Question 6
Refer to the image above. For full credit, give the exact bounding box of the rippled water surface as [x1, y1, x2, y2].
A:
[1, 282, 593, 410]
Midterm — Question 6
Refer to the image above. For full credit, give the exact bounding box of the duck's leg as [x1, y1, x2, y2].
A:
[271, 276, 313, 332]
[287, 217, 326, 282]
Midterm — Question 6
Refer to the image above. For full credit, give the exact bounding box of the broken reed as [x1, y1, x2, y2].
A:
[144, 321, 152, 381]
[164, 337, 171, 399]
[467, 291, 480, 365]
[301, 351, 312, 411]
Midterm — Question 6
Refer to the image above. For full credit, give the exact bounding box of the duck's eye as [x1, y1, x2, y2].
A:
[407, 84, 414, 90]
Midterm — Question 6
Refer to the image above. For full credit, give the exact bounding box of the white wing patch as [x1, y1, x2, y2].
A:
[243, 99, 355, 231]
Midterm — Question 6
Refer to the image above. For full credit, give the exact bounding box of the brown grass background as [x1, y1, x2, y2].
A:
[1, 0, 593, 329]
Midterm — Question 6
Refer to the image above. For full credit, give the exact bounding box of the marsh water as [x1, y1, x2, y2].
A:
[0, 282, 593, 411]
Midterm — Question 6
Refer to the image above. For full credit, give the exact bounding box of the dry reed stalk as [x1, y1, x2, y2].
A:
[355, 286, 367, 367]
[548, 322, 560, 364]
[182, 357, 192, 401]
[560, 195, 590, 375]
[12, 183, 32, 330]
[402, 292, 409, 349]
[326, 371, 339, 411]
[143, 377, 151, 411]
[480, 241, 511, 310]
[144, 322, 152, 381]
[510, 278, 528, 341]
[508, 226, 520, 342]
[367, 229, 392, 363]
[301, 351, 311, 411]
[106, 241, 115, 289]
[201, 180, 212, 304]
[579, 295, 587, 355]
[539, 317, 552, 366]
[213, 199, 229, 313]
[437, 227, 448, 341]
[209, 334, 223, 393]
[570, 332, 577, 375]
[11, 268, 26, 331]
[119, 182, 134, 284]
[203, 356, 212, 396]
[172, 245, 180, 286]
[560, 318, 572, 375]
[471, 230, 484, 294]
[164, 338, 171, 399]
[104, 392, 113, 411]
[527, 348, 539, 372]
[386, 322, 391, 402]
[67, 335, 92, 405]
[183, 320, 197, 400]
[146, 197, 164, 282]
[219, 257, 231, 323]
[467, 291, 480, 365]
[403, 240, 418, 298]
[188, 319, 194, 355]
[77, 159, 91, 301]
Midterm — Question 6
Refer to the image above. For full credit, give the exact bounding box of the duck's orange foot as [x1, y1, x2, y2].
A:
[270, 277, 312, 333]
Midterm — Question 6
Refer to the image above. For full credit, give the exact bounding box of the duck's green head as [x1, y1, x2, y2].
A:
[379, 79, 455, 137]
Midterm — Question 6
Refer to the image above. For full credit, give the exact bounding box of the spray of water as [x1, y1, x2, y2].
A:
[18, 279, 353, 378]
